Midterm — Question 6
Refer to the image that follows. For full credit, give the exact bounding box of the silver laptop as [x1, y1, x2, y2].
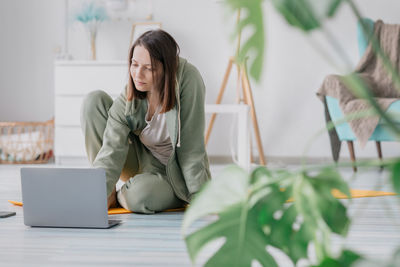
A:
[21, 168, 121, 229]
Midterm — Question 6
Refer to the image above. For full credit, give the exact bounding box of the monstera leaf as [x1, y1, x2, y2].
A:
[182, 165, 353, 266]
[223, 0, 344, 82]
[391, 159, 400, 196]
[312, 249, 362, 267]
[270, 0, 343, 31]
[225, 0, 265, 82]
[182, 166, 280, 267]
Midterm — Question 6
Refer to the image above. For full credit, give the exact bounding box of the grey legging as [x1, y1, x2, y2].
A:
[80, 90, 183, 214]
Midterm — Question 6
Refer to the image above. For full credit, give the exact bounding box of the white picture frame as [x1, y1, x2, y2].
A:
[129, 22, 162, 48]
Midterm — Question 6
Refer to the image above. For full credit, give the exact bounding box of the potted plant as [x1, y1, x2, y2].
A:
[182, 0, 400, 266]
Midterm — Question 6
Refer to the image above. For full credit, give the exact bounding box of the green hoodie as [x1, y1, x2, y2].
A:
[93, 57, 211, 202]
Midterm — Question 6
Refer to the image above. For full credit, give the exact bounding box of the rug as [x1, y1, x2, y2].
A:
[8, 189, 396, 215]
[8, 200, 185, 214]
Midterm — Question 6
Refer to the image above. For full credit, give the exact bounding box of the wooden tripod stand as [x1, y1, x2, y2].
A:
[204, 10, 266, 165]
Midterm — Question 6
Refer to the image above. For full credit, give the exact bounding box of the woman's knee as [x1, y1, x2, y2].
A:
[121, 174, 181, 214]
[80, 90, 113, 120]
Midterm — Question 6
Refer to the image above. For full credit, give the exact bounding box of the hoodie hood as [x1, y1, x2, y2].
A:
[174, 57, 188, 147]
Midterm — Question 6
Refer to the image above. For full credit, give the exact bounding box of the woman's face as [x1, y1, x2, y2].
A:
[130, 45, 160, 93]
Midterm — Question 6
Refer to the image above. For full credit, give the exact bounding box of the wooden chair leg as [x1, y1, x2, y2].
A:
[347, 141, 357, 172]
[376, 141, 383, 170]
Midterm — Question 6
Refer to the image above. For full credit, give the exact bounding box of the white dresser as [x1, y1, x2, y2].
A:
[54, 61, 128, 164]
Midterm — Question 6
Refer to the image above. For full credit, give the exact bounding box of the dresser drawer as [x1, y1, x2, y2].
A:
[54, 61, 129, 162]
[55, 94, 119, 126]
[55, 63, 128, 95]
[55, 126, 86, 157]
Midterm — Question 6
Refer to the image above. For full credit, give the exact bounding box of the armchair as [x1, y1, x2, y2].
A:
[324, 18, 400, 171]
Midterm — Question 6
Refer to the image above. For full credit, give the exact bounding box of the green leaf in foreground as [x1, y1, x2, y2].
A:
[312, 249, 362, 267]
[270, 0, 344, 32]
[182, 165, 280, 267]
[182, 165, 353, 266]
[390, 159, 400, 196]
[225, 0, 265, 81]
[185, 203, 278, 267]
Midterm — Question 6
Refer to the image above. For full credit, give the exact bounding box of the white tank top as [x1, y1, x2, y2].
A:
[139, 105, 173, 165]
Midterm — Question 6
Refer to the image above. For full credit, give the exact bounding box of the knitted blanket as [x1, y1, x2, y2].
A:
[317, 20, 400, 158]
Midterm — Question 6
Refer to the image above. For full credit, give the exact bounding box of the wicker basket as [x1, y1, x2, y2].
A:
[0, 118, 54, 164]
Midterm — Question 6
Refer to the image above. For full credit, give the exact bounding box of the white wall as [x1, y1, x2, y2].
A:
[0, 0, 64, 122]
[1, 0, 400, 160]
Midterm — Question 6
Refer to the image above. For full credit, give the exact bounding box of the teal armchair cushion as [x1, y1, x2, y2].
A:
[326, 96, 400, 141]
[357, 18, 375, 57]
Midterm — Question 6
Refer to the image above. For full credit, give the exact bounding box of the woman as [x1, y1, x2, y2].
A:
[80, 30, 211, 214]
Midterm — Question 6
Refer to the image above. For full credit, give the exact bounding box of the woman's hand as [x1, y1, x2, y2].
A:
[107, 188, 118, 209]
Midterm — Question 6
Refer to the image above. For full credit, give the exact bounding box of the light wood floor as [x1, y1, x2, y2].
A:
[0, 162, 399, 266]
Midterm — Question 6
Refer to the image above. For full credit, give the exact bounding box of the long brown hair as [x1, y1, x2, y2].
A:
[126, 29, 180, 113]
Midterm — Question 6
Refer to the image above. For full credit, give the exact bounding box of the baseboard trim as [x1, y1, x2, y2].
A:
[208, 155, 383, 165]
[54, 155, 385, 167]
